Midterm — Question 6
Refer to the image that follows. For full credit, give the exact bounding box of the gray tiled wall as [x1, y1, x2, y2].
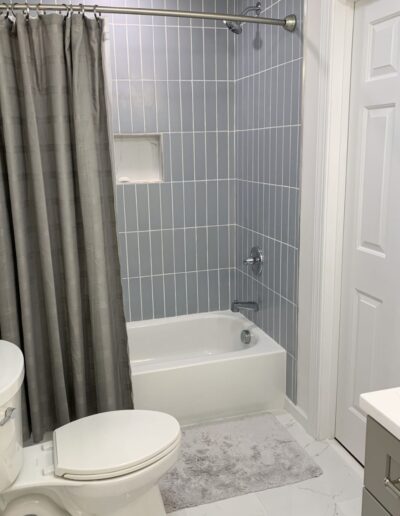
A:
[110, 0, 303, 401]
[111, 0, 237, 320]
[234, 0, 303, 402]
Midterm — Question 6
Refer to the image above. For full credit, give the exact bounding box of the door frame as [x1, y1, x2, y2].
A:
[291, 0, 359, 439]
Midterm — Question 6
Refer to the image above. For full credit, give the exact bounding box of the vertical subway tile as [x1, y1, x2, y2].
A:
[129, 278, 142, 321]
[150, 231, 163, 276]
[140, 277, 153, 320]
[152, 275, 165, 319]
[170, 133, 184, 181]
[193, 82, 205, 131]
[172, 182, 185, 228]
[207, 227, 218, 270]
[124, 185, 138, 232]
[136, 184, 150, 230]
[218, 132, 229, 179]
[181, 82, 193, 131]
[208, 270, 219, 311]
[207, 181, 218, 226]
[139, 232, 151, 276]
[184, 182, 196, 228]
[143, 81, 157, 133]
[206, 133, 217, 179]
[164, 274, 176, 317]
[162, 230, 175, 274]
[187, 272, 198, 314]
[198, 270, 209, 312]
[182, 134, 195, 181]
[175, 273, 187, 315]
[126, 233, 140, 278]
[185, 227, 197, 271]
[196, 227, 208, 270]
[194, 133, 206, 180]
[117, 81, 132, 133]
[174, 228, 186, 273]
[140, 26, 155, 80]
[160, 183, 173, 229]
[195, 182, 207, 226]
[218, 225, 229, 269]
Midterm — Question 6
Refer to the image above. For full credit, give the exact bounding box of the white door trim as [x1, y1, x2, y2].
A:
[295, 0, 357, 439]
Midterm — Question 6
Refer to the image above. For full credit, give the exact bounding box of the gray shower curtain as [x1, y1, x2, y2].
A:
[0, 13, 133, 442]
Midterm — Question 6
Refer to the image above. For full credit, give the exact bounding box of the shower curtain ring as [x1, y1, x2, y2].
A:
[36, 2, 45, 15]
[79, 3, 85, 16]
[93, 4, 101, 22]
[62, 3, 70, 17]
[24, 0, 30, 20]
[10, 2, 17, 19]
[0, 3, 8, 17]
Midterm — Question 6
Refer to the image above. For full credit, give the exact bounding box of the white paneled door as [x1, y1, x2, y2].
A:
[336, 0, 400, 463]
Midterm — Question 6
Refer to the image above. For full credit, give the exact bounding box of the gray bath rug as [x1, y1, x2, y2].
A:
[160, 413, 323, 512]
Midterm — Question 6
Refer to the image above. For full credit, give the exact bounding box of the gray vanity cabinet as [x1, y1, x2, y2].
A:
[363, 489, 390, 516]
[362, 417, 400, 516]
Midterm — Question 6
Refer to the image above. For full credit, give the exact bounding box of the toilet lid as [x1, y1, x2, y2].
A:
[53, 410, 181, 480]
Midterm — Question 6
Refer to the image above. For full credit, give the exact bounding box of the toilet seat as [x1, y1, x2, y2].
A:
[53, 410, 181, 481]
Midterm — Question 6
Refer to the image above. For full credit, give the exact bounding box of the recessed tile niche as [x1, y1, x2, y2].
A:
[113, 134, 162, 184]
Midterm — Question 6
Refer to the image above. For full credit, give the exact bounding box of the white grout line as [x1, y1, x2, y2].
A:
[147, 185, 155, 318]
[121, 266, 234, 281]
[138, 16, 146, 132]
[163, 0, 178, 316]
[190, 0, 200, 314]
[202, 0, 210, 313]
[215, 0, 221, 310]
[122, 186, 131, 320]
[177, 0, 189, 315]
[134, 185, 143, 320]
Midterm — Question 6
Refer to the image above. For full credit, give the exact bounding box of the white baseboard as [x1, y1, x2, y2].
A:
[284, 396, 310, 433]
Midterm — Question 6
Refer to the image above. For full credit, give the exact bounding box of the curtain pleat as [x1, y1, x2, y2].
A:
[0, 13, 133, 442]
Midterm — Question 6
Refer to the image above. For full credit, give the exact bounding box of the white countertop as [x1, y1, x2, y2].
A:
[360, 387, 400, 440]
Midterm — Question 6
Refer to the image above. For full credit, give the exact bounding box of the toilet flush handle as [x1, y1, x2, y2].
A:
[0, 407, 15, 426]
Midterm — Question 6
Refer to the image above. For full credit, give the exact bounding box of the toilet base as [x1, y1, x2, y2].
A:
[1, 486, 167, 516]
[113, 486, 167, 516]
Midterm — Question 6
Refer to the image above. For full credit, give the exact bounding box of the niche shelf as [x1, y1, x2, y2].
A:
[113, 134, 163, 184]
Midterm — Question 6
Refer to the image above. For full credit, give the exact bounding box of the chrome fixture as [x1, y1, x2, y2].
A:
[231, 300, 259, 312]
[1, 3, 297, 32]
[243, 246, 263, 275]
[241, 329, 252, 345]
[224, 2, 261, 34]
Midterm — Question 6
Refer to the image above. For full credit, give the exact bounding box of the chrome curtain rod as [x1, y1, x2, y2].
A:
[1, 3, 297, 32]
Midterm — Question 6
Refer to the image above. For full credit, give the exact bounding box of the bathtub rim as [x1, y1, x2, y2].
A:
[127, 310, 286, 374]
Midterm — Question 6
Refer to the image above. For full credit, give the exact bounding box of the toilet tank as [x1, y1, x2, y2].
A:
[0, 341, 25, 493]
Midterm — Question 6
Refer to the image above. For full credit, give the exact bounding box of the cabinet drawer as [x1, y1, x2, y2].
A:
[363, 489, 391, 516]
[365, 417, 400, 515]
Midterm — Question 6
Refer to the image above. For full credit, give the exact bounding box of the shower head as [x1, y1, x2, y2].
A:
[223, 2, 262, 35]
[224, 20, 243, 34]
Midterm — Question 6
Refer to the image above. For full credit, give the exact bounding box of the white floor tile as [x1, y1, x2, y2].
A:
[185, 493, 267, 516]
[336, 497, 363, 516]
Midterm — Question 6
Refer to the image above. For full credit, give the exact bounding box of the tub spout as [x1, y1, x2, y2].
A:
[231, 300, 259, 312]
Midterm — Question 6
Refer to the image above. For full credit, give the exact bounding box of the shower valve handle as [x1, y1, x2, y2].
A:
[243, 246, 263, 275]
[243, 256, 261, 265]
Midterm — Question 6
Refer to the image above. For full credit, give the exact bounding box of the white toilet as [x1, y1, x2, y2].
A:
[0, 340, 181, 516]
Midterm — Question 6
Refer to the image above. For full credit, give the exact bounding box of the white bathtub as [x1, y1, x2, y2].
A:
[128, 311, 286, 425]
